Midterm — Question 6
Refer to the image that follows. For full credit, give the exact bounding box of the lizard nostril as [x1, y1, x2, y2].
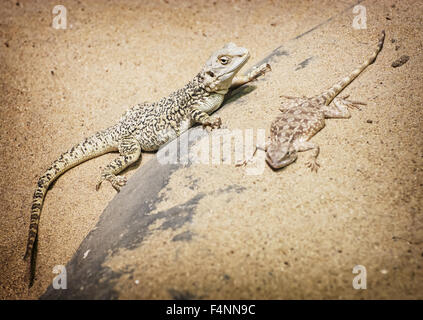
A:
[206, 71, 215, 77]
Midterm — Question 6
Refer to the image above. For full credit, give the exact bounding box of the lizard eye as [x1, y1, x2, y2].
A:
[219, 56, 230, 65]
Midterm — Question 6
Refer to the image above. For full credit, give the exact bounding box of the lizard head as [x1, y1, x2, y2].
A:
[265, 141, 298, 170]
[202, 42, 250, 94]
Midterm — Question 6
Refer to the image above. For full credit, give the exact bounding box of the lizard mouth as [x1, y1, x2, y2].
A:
[218, 52, 250, 80]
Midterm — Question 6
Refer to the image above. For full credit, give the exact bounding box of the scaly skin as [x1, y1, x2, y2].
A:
[240, 31, 385, 171]
[24, 42, 271, 286]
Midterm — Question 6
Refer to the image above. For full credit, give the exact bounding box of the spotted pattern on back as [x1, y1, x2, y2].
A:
[270, 98, 325, 143]
[264, 31, 385, 170]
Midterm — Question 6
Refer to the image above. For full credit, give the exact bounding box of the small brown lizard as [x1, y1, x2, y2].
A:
[240, 31, 385, 171]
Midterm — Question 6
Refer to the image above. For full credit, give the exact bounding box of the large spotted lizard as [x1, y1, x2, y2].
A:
[24, 43, 271, 286]
[241, 31, 385, 171]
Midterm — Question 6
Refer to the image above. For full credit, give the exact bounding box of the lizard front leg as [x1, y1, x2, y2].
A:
[96, 136, 141, 192]
[230, 63, 271, 89]
[236, 141, 270, 166]
[294, 140, 320, 172]
[190, 108, 222, 130]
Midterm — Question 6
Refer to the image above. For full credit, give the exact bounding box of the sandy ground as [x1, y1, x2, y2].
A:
[0, 0, 422, 299]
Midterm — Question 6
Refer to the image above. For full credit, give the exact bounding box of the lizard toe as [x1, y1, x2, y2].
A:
[95, 180, 103, 191]
[111, 176, 127, 192]
[306, 161, 320, 172]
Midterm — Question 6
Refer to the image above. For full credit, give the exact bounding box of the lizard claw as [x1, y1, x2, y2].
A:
[111, 176, 127, 192]
[95, 180, 103, 191]
[305, 160, 320, 172]
[235, 159, 248, 167]
[251, 63, 272, 80]
[336, 97, 367, 110]
[235, 147, 259, 167]
[259, 63, 272, 76]
[202, 116, 222, 131]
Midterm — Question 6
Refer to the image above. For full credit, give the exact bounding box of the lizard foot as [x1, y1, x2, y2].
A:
[305, 160, 320, 172]
[96, 175, 127, 192]
[235, 146, 260, 167]
[202, 116, 222, 131]
[111, 176, 127, 192]
[335, 97, 367, 111]
[235, 154, 256, 167]
[250, 63, 272, 80]
[235, 159, 249, 167]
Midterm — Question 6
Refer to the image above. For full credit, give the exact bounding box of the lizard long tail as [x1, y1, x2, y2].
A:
[24, 129, 118, 286]
[321, 30, 385, 105]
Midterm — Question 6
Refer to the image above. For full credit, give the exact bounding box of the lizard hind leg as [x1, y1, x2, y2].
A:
[96, 137, 141, 192]
[322, 97, 364, 119]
